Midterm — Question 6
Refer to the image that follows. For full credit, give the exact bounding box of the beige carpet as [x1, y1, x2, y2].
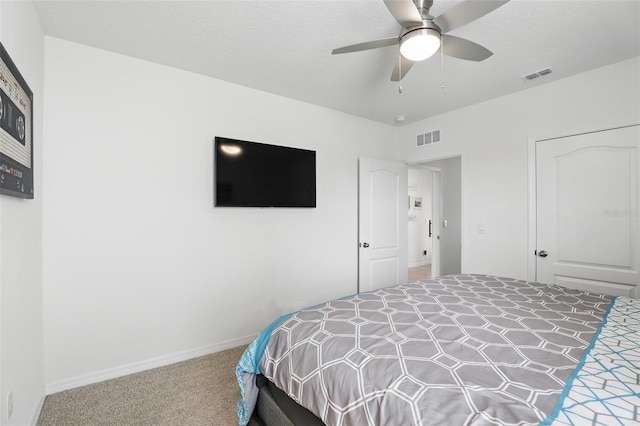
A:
[37, 345, 251, 426]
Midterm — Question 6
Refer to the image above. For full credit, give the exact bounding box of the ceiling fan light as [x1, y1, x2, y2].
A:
[400, 28, 441, 62]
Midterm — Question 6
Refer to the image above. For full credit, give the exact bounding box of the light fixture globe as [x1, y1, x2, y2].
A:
[400, 28, 441, 62]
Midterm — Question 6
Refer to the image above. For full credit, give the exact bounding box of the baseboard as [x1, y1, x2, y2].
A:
[408, 261, 431, 268]
[31, 394, 46, 426]
[45, 334, 256, 395]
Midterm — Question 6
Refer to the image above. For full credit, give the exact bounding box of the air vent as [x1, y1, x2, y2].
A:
[522, 67, 553, 81]
[416, 130, 441, 147]
[425, 132, 432, 144]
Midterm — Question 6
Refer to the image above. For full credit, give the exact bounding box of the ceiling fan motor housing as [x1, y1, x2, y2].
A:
[401, 19, 442, 39]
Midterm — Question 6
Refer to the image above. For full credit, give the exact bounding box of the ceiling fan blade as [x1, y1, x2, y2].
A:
[332, 37, 398, 55]
[441, 35, 493, 61]
[391, 55, 415, 81]
[383, 0, 423, 27]
[434, 0, 509, 34]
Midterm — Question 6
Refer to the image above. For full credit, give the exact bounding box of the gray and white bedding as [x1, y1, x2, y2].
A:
[236, 274, 639, 425]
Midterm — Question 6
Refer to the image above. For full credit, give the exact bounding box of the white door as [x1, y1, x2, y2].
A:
[359, 157, 408, 292]
[536, 125, 640, 297]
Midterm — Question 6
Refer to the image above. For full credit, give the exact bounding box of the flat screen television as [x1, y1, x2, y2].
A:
[214, 137, 316, 208]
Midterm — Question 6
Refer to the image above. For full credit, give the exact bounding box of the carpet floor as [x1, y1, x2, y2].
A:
[37, 345, 250, 425]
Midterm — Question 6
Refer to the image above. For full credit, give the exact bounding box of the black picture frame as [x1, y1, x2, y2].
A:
[0, 42, 34, 199]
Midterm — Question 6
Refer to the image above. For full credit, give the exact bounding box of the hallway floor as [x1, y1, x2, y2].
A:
[408, 264, 432, 282]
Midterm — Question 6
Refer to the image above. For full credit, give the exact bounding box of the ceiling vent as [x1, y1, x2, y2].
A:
[417, 130, 441, 147]
[522, 67, 553, 81]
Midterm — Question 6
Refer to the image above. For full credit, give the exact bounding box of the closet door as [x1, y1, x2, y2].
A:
[536, 125, 640, 297]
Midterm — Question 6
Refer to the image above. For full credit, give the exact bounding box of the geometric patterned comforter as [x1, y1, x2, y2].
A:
[237, 274, 621, 425]
[544, 297, 640, 425]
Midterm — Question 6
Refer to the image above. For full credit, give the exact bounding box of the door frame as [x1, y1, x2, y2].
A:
[526, 121, 640, 283]
[429, 167, 442, 278]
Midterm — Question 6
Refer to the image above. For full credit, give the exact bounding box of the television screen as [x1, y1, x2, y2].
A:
[214, 137, 316, 208]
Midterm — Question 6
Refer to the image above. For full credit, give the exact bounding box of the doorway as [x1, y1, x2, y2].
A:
[408, 156, 462, 281]
[408, 167, 435, 281]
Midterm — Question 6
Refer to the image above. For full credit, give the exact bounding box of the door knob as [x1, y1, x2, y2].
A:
[538, 250, 548, 257]
[362, 242, 370, 248]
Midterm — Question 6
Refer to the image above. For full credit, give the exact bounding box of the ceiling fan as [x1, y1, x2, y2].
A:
[332, 0, 510, 81]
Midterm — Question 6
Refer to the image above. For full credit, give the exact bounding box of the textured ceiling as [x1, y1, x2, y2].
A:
[33, 0, 640, 125]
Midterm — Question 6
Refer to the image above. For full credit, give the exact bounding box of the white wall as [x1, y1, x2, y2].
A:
[399, 57, 640, 280]
[0, 1, 46, 424]
[407, 168, 431, 267]
[42, 37, 397, 390]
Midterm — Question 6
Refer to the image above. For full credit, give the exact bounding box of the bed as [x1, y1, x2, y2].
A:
[236, 274, 640, 425]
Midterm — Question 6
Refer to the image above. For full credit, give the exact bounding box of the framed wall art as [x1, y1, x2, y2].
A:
[0, 42, 34, 199]
[413, 196, 423, 210]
